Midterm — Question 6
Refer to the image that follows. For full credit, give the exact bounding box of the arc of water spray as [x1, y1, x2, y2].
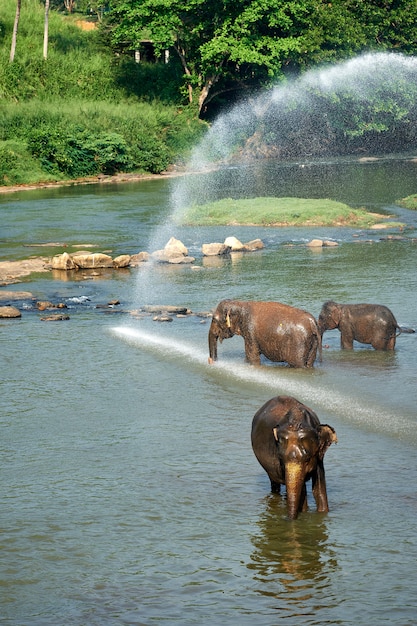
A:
[111, 326, 411, 438]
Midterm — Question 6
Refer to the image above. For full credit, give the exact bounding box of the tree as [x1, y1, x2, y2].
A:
[108, 0, 417, 117]
[43, 0, 50, 59]
[108, 0, 335, 115]
[9, 0, 21, 63]
[63, 0, 76, 13]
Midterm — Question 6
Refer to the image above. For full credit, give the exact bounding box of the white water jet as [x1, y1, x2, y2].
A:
[118, 54, 417, 441]
[111, 326, 415, 440]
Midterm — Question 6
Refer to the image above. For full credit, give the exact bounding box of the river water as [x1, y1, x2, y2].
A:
[1, 156, 417, 625]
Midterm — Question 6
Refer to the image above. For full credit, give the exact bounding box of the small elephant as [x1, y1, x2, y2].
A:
[251, 396, 337, 520]
[208, 299, 321, 367]
[318, 300, 400, 350]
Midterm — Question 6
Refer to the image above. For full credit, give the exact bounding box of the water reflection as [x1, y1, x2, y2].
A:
[248, 494, 338, 616]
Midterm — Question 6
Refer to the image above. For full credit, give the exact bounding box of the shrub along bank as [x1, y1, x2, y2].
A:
[0, 0, 205, 186]
[0, 100, 206, 185]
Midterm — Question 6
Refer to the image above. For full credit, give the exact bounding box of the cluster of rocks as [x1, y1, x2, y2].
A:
[0, 296, 211, 323]
[49, 235, 265, 270]
[51, 251, 135, 270]
[0, 234, 337, 320]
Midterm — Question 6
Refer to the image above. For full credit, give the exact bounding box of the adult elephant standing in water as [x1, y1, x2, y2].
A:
[318, 300, 400, 350]
[208, 299, 321, 367]
[251, 395, 337, 520]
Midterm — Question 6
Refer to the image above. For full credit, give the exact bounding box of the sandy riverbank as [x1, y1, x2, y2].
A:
[0, 170, 185, 195]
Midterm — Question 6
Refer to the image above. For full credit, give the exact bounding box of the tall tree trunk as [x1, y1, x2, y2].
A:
[9, 0, 21, 63]
[43, 0, 50, 59]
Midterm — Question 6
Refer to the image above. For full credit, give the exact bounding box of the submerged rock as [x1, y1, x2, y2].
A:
[243, 238, 264, 251]
[36, 301, 67, 311]
[40, 314, 70, 321]
[153, 315, 173, 322]
[142, 305, 190, 315]
[307, 239, 324, 247]
[0, 290, 34, 301]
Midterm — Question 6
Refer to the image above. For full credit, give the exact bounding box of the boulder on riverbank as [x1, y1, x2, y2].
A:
[202, 236, 264, 256]
[0, 305, 22, 318]
[307, 239, 339, 248]
[151, 237, 195, 264]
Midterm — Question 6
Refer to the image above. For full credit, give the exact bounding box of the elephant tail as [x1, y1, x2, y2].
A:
[397, 325, 415, 335]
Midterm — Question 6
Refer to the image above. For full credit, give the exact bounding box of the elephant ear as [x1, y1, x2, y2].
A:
[317, 424, 338, 459]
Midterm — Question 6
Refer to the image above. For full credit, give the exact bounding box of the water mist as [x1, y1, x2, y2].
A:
[116, 52, 417, 431]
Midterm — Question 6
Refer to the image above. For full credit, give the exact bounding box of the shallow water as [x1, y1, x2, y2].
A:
[1, 158, 417, 625]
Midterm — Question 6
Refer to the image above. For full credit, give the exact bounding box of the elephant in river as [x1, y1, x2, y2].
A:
[251, 396, 337, 520]
[318, 300, 401, 350]
[208, 299, 321, 367]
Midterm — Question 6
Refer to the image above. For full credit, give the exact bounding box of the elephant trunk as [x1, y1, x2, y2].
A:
[208, 322, 219, 362]
[285, 461, 306, 520]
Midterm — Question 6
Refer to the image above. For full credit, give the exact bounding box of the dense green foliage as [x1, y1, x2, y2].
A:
[178, 197, 403, 228]
[108, 0, 417, 114]
[1, 0, 417, 187]
[0, 0, 206, 185]
[0, 99, 204, 184]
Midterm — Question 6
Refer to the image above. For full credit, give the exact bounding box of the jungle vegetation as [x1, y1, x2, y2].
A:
[1, 0, 417, 186]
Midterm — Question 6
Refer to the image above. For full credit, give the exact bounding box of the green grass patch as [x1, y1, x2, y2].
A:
[396, 194, 417, 210]
[0, 0, 205, 183]
[179, 197, 399, 227]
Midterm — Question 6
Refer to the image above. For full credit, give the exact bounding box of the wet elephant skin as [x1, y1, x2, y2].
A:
[251, 396, 337, 520]
[208, 299, 321, 367]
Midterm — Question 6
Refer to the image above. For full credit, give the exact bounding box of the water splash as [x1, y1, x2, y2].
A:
[111, 326, 415, 440]
[122, 54, 417, 443]
[171, 52, 417, 216]
[135, 52, 417, 306]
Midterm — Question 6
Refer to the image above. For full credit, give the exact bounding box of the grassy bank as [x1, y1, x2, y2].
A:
[0, 0, 205, 185]
[396, 194, 417, 210]
[0, 99, 205, 185]
[179, 197, 404, 227]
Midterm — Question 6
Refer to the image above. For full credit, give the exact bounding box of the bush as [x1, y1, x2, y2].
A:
[83, 133, 133, 175]
[0, 100, 206, 181]
[27, 128, 135, 177]
[0, 140, 58, 185]
[28, 128, 98, 177]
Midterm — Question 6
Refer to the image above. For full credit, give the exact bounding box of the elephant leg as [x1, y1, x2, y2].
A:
[305, 340, 318, 367]
[299, 483, 308, 512]
[312, 465, 329, 512]
[340, 332, 354, 349]
[244, 338, 261, 365]
[385, 335, 396, 350]
[270, 480, 281, 494]
[373, 334, 396, 350]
